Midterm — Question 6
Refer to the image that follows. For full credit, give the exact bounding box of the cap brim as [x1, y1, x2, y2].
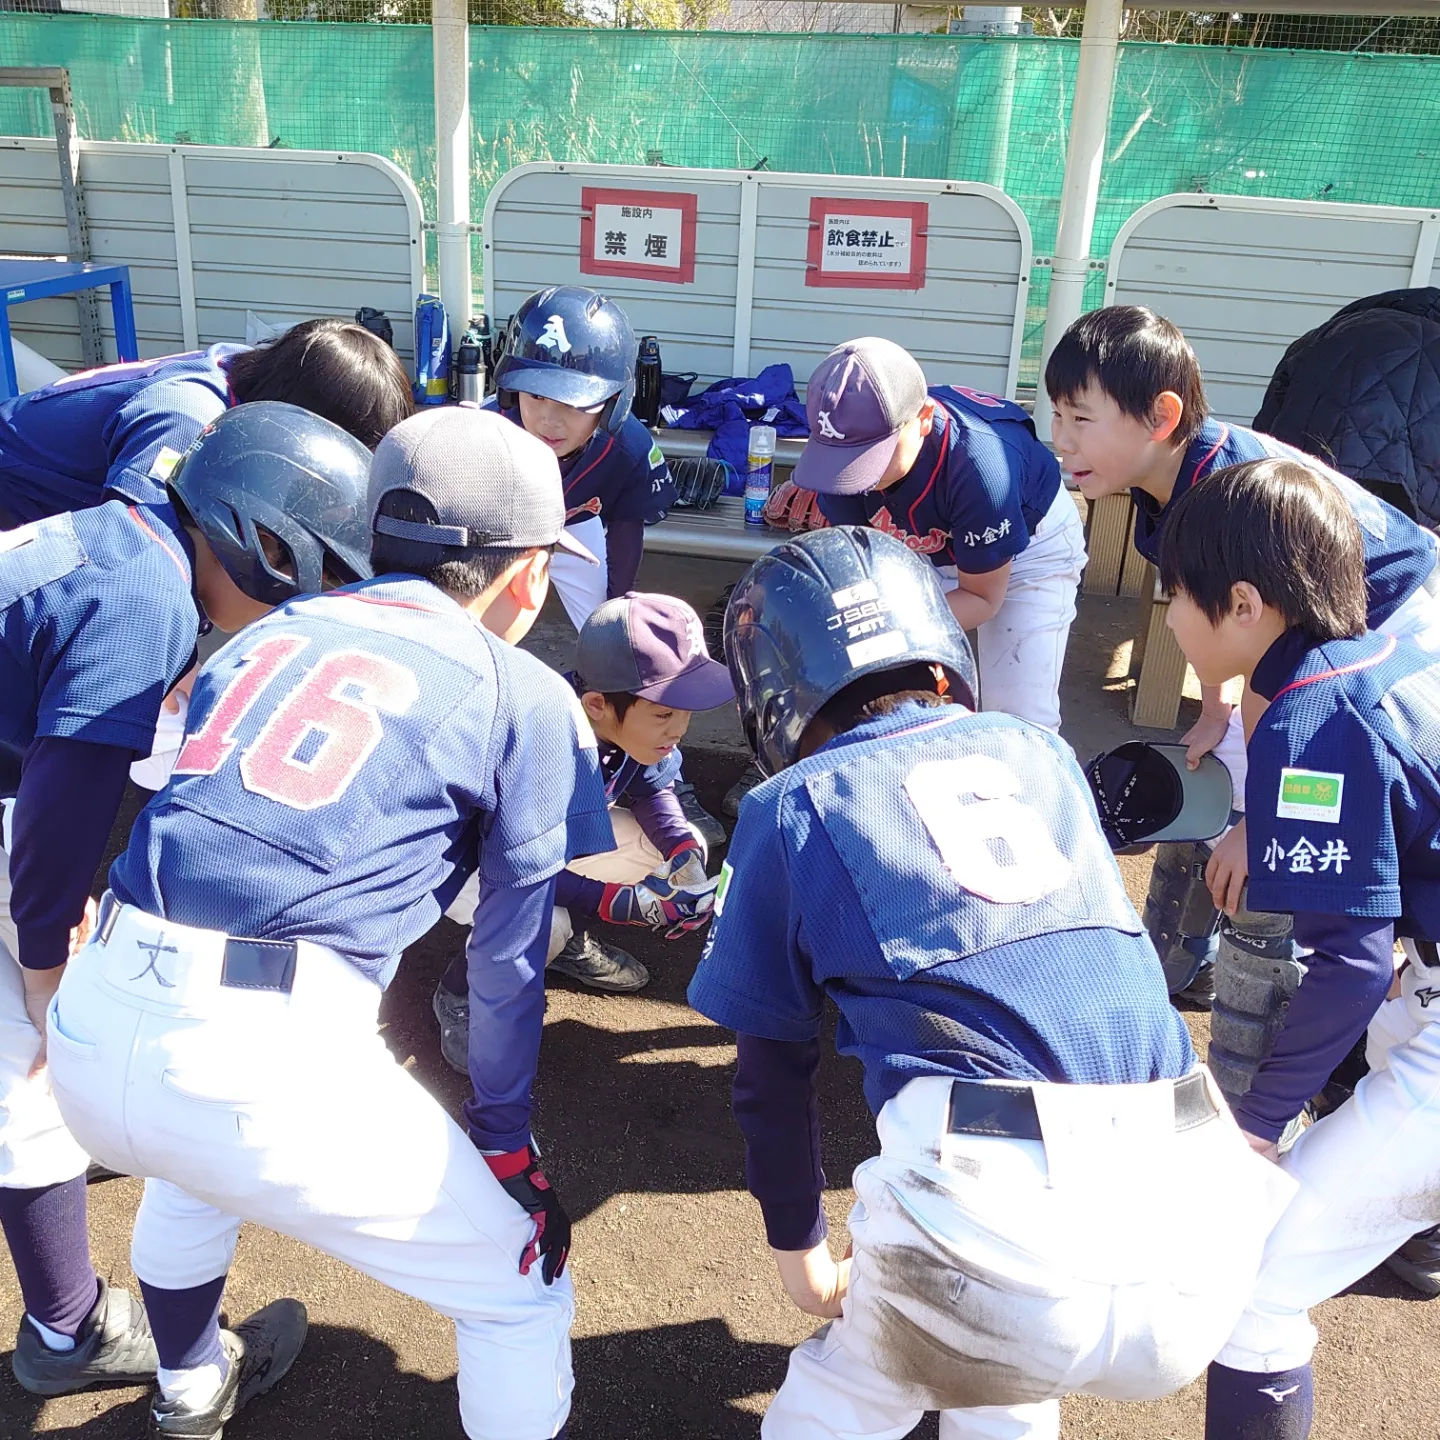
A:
[634, 656, 735, 711]
[792, 431, 903, 496]
[556, 528, 601, 565]
[1145, 745, 1234, 843]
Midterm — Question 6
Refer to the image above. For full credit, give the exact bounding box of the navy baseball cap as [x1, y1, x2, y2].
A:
[1085, 742, 1234, 851]
[369, 407, 597, 563]
[793, 337, 929, 497]
[578, 592, 734, 710]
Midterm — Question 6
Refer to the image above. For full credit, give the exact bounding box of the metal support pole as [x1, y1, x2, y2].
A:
[0, 68, 103, 367]
[1032, 0, 1120, 442]
[432, 0, 473, 327]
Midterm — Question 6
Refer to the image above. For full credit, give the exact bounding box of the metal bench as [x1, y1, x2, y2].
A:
[643, 427, 807, 563]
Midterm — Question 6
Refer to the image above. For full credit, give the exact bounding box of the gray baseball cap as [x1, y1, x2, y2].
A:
[369, 406, 597, 563]
[577, 592, 734, 710]
[793, 337, 929, 497]
[1084, 743, 1235, 851]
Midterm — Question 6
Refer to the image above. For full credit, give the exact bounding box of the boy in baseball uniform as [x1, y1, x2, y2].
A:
[1158, 456, 1440, 1438]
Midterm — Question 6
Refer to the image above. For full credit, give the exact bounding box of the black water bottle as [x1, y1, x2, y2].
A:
[477, 313, 495, 394]
[454, 323, 483, 406]
[634, 335, 662, 425]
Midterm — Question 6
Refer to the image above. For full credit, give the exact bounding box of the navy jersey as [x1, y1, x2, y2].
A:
[1246, 630, 1440, 937]
[1, 500, 198, 796]
[490, 403, 674, 528]
[0, 347, 240, 526]
[816, 386, 1062, 575]
[602, 738, 682, 803]
[111, 575, 614, 984]
[688, 702, 1193, 1115]
[1133, 419, 1437, 628]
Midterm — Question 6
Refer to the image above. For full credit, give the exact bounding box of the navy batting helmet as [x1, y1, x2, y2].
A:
[494, 285, 637, 432]
[724, 525, 978, 776]
[168, 401, 373, 607]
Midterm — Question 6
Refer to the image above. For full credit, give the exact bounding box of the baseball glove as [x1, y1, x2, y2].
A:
[763, 479, 831, 533]
[670, 456, 733, 510]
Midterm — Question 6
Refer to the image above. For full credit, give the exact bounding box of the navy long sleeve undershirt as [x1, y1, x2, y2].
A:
[732, 1032, 828, 1251]
[604, 518, 645, 600]
[461, 873, 559, 1154]
[10, 737, 136, 970]
[1234, 910, 1396, 1142]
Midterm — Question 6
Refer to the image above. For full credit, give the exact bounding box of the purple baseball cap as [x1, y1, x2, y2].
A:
[793, 337, 929, 496]
[577, 592, 734, 711]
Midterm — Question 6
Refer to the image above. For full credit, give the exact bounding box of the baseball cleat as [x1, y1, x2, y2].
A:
[722, 761, 766, 819]
[1174, 961, 1216, 1011]
[149, 1298, 307, 1440]
[1386, 1225, 1440, 1297]
[11, 1278, 159, 1396]
[432, 978, 470, 1076]
[673, 779, 727, 850]
[550, 931, 649, 993]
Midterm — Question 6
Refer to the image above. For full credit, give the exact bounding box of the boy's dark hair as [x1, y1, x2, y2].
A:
[816, 662, 951, 738]
[371, 490, 541, 601]
[1157, 458, 1367, 641]
[1044, 306, 1208, 449]
[225, 318, 413, 450]
[589, 690, 640, 721]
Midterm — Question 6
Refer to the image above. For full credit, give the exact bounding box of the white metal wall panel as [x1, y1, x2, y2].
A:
[0, 137, 423, 372]
[1107, 195, 1440, 426]
[484, 165, 744, 385]
[484, 164, 1031, 397]
[748, 179, 1027, 399]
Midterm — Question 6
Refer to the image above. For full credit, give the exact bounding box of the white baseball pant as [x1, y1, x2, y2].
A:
[47, 902, 573, 1440]
[445, 807, 700, 956]
[936, 488, 1087, 733]
[1216, 940, 1440, 1374]
[0, 799, 91, 1189]
[548, 514, 610, 631]
[762, 1071, 1297, 1440]
[1216, 577, 1440, 808]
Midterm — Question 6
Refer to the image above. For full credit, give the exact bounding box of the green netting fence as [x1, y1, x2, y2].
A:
[3, 14, 1438, 371]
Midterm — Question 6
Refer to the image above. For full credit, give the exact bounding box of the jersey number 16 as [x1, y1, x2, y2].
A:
[173, 634, 419, 811]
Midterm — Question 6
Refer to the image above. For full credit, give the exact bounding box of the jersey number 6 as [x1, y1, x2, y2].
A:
[174, 634, 419, 810]
[904, 755, 1072, 904]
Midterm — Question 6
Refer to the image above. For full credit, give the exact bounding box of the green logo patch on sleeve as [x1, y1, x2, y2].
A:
[713, 860, 733, 917]
[1276, 768, 1344, 823]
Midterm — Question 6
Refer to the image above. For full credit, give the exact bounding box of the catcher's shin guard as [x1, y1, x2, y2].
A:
[1144, 842, 1223, 994]
[1208, 889, 1303, 1113]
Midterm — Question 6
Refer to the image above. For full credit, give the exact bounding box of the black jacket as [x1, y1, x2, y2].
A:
[1254, 287, 1440, 525]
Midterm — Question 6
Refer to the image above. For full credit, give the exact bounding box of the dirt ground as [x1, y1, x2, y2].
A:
[3, 555, 1438, 1439]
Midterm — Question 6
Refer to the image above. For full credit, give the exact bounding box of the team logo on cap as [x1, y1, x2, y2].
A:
[537, 316, 572, 354]
[683, 608, 707, 661]
[816, 410, 845, 441]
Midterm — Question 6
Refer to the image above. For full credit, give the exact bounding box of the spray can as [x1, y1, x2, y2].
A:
[634, 336, 662, 425]
[745, 425, 776, 527]
[454, 323, 483, 406]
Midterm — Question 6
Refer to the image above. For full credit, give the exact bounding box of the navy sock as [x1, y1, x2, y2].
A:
[1206, 1361, 1314, 1439]
[440, 950, 468, 997]
[139, 1274, 229, 1375]
[0, 1176, 101, 1338]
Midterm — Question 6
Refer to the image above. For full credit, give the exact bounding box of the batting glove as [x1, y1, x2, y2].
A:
[665, 837, 709, 890]
[598, 851, 720, 937]
[484, 1147, 571, 1284]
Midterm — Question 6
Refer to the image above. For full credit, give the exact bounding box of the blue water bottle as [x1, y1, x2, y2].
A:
[745, 425, 776, 527]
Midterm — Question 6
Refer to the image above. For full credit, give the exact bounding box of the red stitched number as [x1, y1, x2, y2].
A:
[951, 385, 1004, 408]
[174, 635, 309, 776]
[175, 636, 419, 810]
